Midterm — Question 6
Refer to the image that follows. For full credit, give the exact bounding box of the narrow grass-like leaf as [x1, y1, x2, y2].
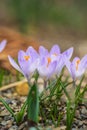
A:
[75, 75, 85, 96]
[0, 97, 16, 121]
[16, 99, 27, 124]
[0, 69, 4, 87]
[27, 83, 39, 123]
[60, 81, 71, 101]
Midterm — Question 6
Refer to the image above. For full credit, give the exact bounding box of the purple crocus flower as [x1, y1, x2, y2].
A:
[37, 54, 57, 79]
[39, 44, 73, 59]
[8, 46, 39, 79]
[0, 40, 7, 52]
[39, 45, 73, 76]
[64, 55, 87, 80]
[50, 45, 73, 75]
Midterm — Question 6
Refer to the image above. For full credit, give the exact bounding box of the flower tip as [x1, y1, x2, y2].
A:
[8, 55, 11, 59]
[39, 45, 45, 50]
[70, 47, 74, 52]
[8, 55, 13, 63]
[52, 44, 59, 47]
[0, 39, 7, 52]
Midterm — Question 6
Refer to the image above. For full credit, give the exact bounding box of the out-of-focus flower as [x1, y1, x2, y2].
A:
[8, 46, 39, 79]
[0, 40, 7, 52]
[64, 55, 87, 80]
[39, 45, 73, 76]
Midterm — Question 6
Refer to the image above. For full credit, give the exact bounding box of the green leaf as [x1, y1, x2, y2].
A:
[75, 75, 85, 96]
[60, 81, 71, 101]
[0, 97, 16, 121]
[27, 83, 39, 123]
[16, 99, 27, 124]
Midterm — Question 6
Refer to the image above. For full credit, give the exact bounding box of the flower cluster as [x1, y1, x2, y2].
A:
[0, 41, 87, 129]
[8, 45, 87, 81]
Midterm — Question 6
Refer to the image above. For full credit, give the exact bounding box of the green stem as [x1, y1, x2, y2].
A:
[60, 81, 71, 101]
[16, 99, 27, 124]
[66, 101, 77, 130]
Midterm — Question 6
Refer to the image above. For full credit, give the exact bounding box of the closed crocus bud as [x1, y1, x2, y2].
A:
[8, 46, 39, 80]
[64, 55, 87, 80]
[0, 40, 7, 52]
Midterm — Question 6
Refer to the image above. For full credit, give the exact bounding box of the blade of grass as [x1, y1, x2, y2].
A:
[0, 97, 17, 121]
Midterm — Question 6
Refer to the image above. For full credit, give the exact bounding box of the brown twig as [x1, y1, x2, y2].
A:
[0, 78, 27, 92]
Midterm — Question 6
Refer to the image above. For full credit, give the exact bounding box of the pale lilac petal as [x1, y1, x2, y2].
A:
[76, 70, 84, 79]
[26, 46, 39, 60]
[37, 57, 47, 77]
[18, 51, 30, 77]
[47, 61, 57, 78]
[8, 55, 23, 74]
[39, 57, 46, 66]
[50, 44, 61, 55]
[55, 55, 65, 75]
[38, 61, 56, 79]
[62, 47, 73, 59]
[69, 57, 80, 80]
[37, 56, 57, 79]
[39, 46, 48, 56]
[63, 55, 76, 79]
[18, 50, 26, 61]
[70, 62, 77, 80]
[29, 60, 38, 74]
[63, 55, 71, 73]
[72, 57, 80, 64]
[37, 65, 47, 78]
[0, 40, 7, 52]
[79, 55, 87, 69]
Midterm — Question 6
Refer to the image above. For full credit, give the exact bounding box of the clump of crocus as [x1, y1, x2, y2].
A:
[0, 43, 87, 130]
[7, 44, 74, 127]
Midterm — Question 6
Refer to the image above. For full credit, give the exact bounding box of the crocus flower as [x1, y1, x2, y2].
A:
[8, 46, 39, 79]
[37, 54, 57, 79]
[39, 45, 73, 76]
[0, 40, 7, 52]
[50, 45, 73, 75]
[39, 44, 73, 59]
[64, 55, 87, 80]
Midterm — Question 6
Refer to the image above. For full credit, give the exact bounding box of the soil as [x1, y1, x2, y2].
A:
[0, 86, 87, 130]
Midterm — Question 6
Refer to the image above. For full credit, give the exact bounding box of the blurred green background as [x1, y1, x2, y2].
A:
[0, 0, 87, 34]
[1, 0, 87, 58]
